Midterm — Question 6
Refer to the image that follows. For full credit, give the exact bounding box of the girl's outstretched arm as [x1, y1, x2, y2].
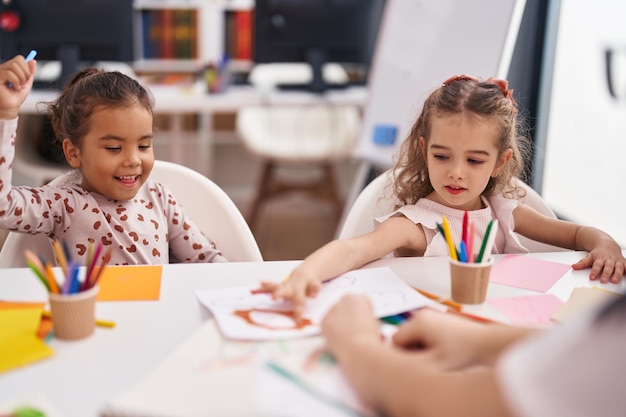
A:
[252, 216, 426, 319]
[513, 204, 625, 283]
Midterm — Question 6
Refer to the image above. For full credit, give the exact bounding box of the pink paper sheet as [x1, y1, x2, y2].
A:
[489, 254, 571, 292]
[489, 294, 564, 325]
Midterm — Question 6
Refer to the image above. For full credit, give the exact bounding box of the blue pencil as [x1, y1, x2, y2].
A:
[25, 50, 38, 61]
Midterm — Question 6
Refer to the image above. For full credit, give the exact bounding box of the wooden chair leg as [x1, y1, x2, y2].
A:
[322, 163, 344, 224]
[248, 161, 275, 230]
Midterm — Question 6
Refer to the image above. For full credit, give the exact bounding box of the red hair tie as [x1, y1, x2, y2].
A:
[485, 77, 518, 110]
[442, 74, 478, 86]
[442, 74, 518, 112]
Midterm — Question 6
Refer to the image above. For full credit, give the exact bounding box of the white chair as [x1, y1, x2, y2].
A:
[0, 160, 263, 267]
[236, 63, 362, 229]
[337, 170, 568, 252]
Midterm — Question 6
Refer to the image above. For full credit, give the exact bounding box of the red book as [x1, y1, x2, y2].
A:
[235, 10, 253, 60]
[159, 9, 175, 59]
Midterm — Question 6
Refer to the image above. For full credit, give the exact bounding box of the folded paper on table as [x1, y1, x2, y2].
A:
[196, 267, 434, 340]
[551, 286, 622, 323]
[488, 294, 564, 326]
[97, 265, 162, 301]
[489, 254, 571, 292]
[0, 301, 52, 340]
[0, 307, 54, 374]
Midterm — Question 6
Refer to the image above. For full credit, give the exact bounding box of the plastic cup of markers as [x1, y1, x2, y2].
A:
[449, 258, 494, 304]
[48, 285, 99, 341]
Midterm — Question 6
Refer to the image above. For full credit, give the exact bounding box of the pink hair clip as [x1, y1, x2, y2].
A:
[485, 77, 518, 109]
[442, 74, 479, 86]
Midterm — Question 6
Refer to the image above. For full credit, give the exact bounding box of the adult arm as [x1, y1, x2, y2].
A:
[321, 295, 515, 417]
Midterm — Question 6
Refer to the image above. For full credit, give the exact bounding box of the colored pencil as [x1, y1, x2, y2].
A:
[25, 259, 50, 292]
[447, 308, 499, 324]
[84, 242, 103, 289]
[479, 219, 498, 263]
[467, 221, 476, 263]
[476, 219, 494, 263]
[25, 50, 37, 61]
[462, 210, 469, 247]
[88, 245, 113, 289]
[441, 216, 458, 261]
[458, 240, 468, 263]
[415, 288, 462, 311]
[44, 263, 60, 294]
[51, 239, 69, 278]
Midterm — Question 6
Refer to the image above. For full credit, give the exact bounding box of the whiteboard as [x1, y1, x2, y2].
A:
[355, 0, 526, 168]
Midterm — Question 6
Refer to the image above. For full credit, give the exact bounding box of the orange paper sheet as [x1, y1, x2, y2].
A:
[97, 265, 163, 301]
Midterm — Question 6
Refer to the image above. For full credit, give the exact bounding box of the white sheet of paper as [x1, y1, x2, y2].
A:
[196, 267, 433, 340]
[104, 320, 369, 417]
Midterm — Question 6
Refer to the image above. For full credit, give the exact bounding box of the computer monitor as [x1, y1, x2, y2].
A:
[254, 0, 385, 93]
[0, 0, 134, 90]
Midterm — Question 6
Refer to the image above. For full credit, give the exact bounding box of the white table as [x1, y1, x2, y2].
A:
[1, 252, 624, 416]
[18, 84, 368, 181]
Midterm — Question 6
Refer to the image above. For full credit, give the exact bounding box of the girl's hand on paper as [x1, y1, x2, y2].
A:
[572, 240, 626, 284]
[251, 271, 323, 321]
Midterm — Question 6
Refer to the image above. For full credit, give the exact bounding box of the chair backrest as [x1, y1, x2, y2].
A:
[149, 160, 263, 262]
[0, 160, 263, 267]
[336, 170, 568, 252]
[248, 63, 349, 88]
[336, 170, 397, 240]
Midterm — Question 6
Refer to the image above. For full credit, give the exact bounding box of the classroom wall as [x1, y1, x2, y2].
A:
[534, 0, 626, 246]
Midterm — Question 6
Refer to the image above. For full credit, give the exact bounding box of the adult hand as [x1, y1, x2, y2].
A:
[393, 308, 492, 370]
[321, 294, 381, 356]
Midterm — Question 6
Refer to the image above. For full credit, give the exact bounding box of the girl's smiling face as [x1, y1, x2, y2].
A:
[62, 103, 154, 201]
[422, 114, 511, 211]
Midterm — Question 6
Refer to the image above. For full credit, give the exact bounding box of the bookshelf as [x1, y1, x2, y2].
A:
[133, 0, 254, 74]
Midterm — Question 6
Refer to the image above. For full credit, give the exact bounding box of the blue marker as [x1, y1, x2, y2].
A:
[25, 50, 38, 62]
[6, 50, 37, 88]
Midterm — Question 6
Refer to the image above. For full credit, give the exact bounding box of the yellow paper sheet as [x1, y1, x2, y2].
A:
[0, 302, 52, 339]
[0, 308, 54, 373]
[97, 265, 163, 301]
[551, 287, 621, 323]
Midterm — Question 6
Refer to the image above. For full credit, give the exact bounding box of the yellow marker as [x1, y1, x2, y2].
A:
[281, 274, 291, 282]
[94, 318, 116, 328]
[442, 216, 458, 261]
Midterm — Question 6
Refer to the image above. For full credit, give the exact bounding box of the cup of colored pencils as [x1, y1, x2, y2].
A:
[449, 257, 494, 304]
[25, 240, 112, 340]
[438, 215, 497, 304]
